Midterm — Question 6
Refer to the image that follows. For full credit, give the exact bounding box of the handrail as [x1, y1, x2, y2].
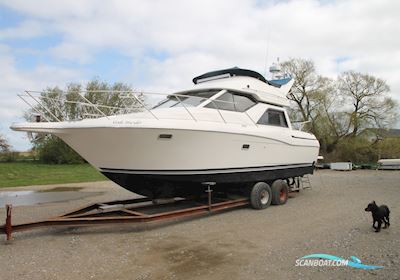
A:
[210, 99, 227, 124]
[20, 90, 258, 126]
[175, 95, 197, 122]
[25, 91, 61, 122]
[244, 111, 257, 126]
[132, 93, 159, 120]
[291, 120, 311, 131]
[78, 94, 109, 120]
[18, 94, 51, 122]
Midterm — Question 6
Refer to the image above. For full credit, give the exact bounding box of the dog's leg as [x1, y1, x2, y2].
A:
[383, 215, 391, 228]
[375, 220, 382, 232]
[372, 220, 377, 230]
[385, 216, 390, 227]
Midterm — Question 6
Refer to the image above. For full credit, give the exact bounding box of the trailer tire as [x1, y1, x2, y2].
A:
[250, 182, 272, 210]
[271, 180, 289, 205]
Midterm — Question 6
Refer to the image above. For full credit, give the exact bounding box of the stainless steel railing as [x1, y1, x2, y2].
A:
[19, 90, 258, 126]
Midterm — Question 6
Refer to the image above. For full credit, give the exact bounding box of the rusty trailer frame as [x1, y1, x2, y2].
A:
[0, 193, 249, 241]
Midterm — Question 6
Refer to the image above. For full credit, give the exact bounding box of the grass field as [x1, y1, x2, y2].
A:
[0, 162, 107, 188]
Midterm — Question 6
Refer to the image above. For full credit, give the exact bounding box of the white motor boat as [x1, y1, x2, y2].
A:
[377, 159, 400, 170]
[11, 67, 319, 203]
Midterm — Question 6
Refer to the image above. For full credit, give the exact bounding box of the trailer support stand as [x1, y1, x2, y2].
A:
[202, 182, 216, 212]
[5, 204, 12, 241]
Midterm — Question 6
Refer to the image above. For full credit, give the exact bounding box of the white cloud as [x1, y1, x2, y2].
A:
[0, 0, 400, 150]
[3, 0, 399, 77]
[0, 46, 83, 151]
[0, 20, 46, 39]
[0, 0, 97, 19]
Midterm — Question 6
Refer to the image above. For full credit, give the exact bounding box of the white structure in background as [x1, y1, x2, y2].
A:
[330, 162, 353, 171]
[377, 159, 400, 170]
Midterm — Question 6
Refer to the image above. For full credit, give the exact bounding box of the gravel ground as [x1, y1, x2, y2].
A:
[0, 170, 399, 280]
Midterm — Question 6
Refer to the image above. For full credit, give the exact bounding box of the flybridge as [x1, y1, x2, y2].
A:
[191, 67, 294, 107]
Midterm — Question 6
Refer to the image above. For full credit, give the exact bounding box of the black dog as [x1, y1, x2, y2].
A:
[365, 201, 390, 232]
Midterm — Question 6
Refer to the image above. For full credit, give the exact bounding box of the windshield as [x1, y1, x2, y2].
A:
[153, 90, 220, 109]
[205, 91, 257, 112]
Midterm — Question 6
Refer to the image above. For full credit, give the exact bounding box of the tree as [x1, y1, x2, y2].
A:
[378, 137, 400, 159]
[0, 134, 10, 152]
[26, 79, 145, 163]
[281, 58, 334, 138]
[280, 58, 399, 160]
[281, 58, 339, 155]
[32, 79, 145, 122]
[0, 134, 17, 162]
[35, 136, 83, 164]
[338, 71, 397, 137]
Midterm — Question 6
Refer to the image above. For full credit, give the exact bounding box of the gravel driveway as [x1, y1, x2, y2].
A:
[0, 170, 399, 280]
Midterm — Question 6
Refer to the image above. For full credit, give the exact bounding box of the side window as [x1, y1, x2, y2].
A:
[257, 109, 288, 127]
[205, 91, 256, 112]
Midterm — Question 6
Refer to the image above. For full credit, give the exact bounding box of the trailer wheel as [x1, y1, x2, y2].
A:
[271, 180, 289, 205]
[250, 182, 272, 210]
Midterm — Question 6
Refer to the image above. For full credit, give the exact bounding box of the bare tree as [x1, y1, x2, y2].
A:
[0, 134, 10, 152]
[281, 58, 334, 137]
[280, 59, 398, 158]
[338, 71, 397, 137]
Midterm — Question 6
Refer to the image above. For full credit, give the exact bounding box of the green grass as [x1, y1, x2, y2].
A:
[0, 162, 107, 188]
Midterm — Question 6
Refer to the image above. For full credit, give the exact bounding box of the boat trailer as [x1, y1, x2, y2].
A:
[0, 184, 249, 241]
[0, 178, 311, 241]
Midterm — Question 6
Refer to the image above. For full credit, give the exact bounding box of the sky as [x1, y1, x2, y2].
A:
[0, 0, 399, 151]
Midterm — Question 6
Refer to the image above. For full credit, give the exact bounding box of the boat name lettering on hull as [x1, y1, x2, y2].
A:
[113, 120, 142, 125]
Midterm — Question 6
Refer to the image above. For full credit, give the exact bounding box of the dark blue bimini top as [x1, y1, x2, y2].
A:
[193, 67, 268, 84]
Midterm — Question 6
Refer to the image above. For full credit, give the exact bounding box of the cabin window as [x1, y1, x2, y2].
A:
[153, 90, 219, 109]
[257, 109, 288, 127]
[205, 91, 256, 112]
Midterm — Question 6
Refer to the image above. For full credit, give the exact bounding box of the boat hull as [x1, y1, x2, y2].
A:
[56, 127, 318, 169]
[101, 163, 314, 198]
[55, 125, 318, 198]
[12, 122, 319, 198]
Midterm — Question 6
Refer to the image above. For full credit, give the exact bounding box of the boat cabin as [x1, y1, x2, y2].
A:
[153, 67, 293, 128]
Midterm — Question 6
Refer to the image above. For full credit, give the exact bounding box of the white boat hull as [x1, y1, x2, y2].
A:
[58, 127, 317, 171]
[16, 122, 317, 197]
[12, 120, 318, 197]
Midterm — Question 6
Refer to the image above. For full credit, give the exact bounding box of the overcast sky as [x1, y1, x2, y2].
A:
[0, 0, 399, 151]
